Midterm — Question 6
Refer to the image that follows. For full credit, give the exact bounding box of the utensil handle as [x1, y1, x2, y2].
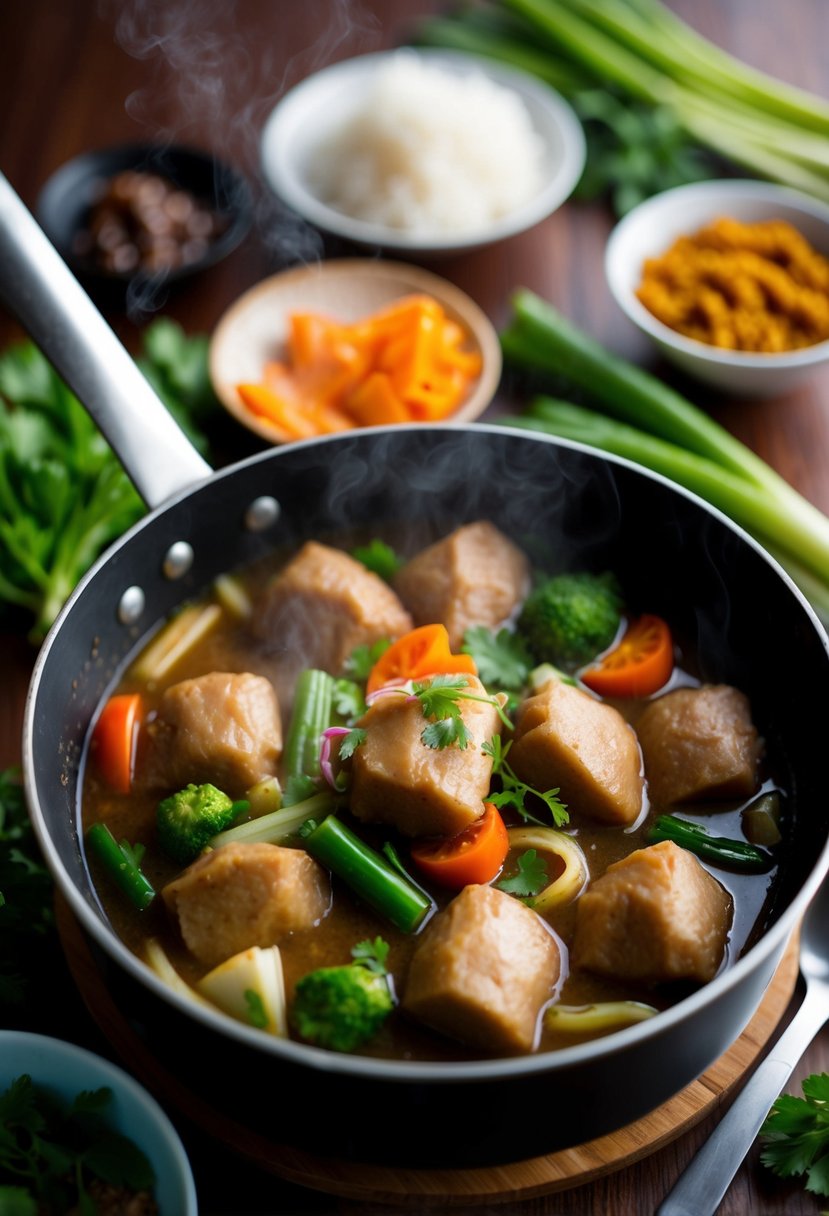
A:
[0, 171, 212, 509]
[655, 978, 829, 1216]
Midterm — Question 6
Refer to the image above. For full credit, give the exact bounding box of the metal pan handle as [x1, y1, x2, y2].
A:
[0, 171, 211, 509]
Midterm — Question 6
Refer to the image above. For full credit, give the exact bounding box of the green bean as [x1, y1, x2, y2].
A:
[86, 823, 155, 910]
[648, 814, 773, 873]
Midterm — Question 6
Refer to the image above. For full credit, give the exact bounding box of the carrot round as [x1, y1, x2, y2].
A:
[366, 623, 477, 694]
[91, 692, 143, 794]
[410, 803, 509, 889]
[581, 615, 674, 698]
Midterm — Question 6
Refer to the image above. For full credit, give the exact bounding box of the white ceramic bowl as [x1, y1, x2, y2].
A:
[605, 179, 829, 396]
[0, 1031, 198, 1215]
[260, 48, 586, 256]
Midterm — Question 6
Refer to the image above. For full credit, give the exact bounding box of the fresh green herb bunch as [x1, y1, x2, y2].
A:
[0, 320, 218, 644]
[0, 1075, 155, 1214]
[517, 570, 622, 668]
[760, 1072, 829, 1198]
[290, 938, 395, 1053]
[0, 768, 54, 1009]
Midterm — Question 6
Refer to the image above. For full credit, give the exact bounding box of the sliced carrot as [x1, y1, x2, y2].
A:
[235, 294, 481, 439]
[366, 623, 477, 694]
[344, 371, 411, 427]
[581, 615, 674, 698]
[91, 693, 143, 794]
[410, 803, 509, 889]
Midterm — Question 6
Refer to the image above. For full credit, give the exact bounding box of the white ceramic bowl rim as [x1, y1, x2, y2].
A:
[260, 48, 587, 252]
[606, 178, 829, 368]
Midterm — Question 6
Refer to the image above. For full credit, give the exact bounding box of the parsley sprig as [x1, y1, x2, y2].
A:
[461, 626, 532, 692]
[760, 1072, 829, 1198]
[412, 675, 512, 751]
[351, 937, 390, 976]
[483, 735, 569, 827]
[496, 849, 549, 898]
[0, 1075, 155, 1213]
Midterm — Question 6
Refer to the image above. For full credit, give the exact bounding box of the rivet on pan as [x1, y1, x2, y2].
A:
[245, 496, 280, 532]
[118, 585, 145, 625]
[163, 541, 194, 580]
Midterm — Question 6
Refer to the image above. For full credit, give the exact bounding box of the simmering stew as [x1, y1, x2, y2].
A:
[81, 521, 785, 1060]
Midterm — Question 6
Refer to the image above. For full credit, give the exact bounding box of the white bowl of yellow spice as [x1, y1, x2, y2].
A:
[605, 179, 829, 396]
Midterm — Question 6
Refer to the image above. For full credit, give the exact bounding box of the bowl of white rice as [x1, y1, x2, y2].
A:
[260, 48, 586, 256]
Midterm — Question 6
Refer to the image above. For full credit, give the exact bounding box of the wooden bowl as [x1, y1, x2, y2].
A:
[208, 259, 502, 444]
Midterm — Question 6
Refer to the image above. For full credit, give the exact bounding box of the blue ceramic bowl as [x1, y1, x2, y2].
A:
[0, 1031, 198, 1214]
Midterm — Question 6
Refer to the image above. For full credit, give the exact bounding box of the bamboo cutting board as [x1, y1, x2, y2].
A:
[57, 897, 800, 1208]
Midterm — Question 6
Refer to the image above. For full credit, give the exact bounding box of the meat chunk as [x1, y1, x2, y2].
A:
[403, 884, 562, 1054]
[572, 840, 732, 984]
[145, 671, 282, 797]
[636, 684, 761, 806]
[254, 541, 412, 677]
[508, 678, 644, 826]
[163, 842, 331, 968]
[349, 674, 501, 838]
[393, 522, 530, 649]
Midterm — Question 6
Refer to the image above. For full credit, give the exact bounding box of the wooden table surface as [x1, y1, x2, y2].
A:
[1, 2, 828, 1213]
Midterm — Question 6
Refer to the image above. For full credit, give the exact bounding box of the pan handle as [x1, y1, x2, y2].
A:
[0, 171, 212, 509]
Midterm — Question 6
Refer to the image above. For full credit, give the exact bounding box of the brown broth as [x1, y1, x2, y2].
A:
[81, 534, 784, 1061]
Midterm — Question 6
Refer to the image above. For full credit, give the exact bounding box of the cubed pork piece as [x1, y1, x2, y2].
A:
[572, 840, 733, 984]
[145, 671, 282, 797]
[636, 684, 761, 806]
[508, 678, 644, 826]
[163, 842, 331, 968]
[393, 521, 531, 650]
[403, 884, 562, 1054]
[349, 674, 501, 837]
[253, 541, 412, 677]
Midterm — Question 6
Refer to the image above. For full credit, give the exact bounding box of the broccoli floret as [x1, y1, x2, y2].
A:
[517, 571, 623, 669]
[156, 782, 241, 864]
[291, 938, 394, 1053]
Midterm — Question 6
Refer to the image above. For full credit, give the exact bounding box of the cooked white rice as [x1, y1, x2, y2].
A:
[307, 51, 547, 236]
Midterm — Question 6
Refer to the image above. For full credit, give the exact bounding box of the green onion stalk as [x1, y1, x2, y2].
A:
[498, 290, 829, 627]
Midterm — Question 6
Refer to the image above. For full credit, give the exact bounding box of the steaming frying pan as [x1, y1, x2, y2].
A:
[2, 170, 829, 1167]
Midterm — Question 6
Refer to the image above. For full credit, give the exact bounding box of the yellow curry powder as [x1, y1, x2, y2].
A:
[636, 216, 829, 353]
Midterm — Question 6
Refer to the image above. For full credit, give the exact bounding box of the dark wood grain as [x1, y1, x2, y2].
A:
[1, 3, 828, 1213]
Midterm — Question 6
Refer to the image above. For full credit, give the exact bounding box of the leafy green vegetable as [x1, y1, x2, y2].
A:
[350, 539, 405, 581]
[0, 321, 219, 643]
[499, 291, 829, 625]
[483, 735, 569, 827]
[338, 727, 367, 761]
[332, 677, 366, 723]
[496, 848, 549, 897]
[351, 937, 391, 975]
[344, 638, 392, 681]
[462, 625, 532, 691]
[760, 1073, 829, 1198]
[0, 1074, 155, 1213]
[410, 674, 512, 751]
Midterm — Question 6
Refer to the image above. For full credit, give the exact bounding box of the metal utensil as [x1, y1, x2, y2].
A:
[656, 876, 829, 1216]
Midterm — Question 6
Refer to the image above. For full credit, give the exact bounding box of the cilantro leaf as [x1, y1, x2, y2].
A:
[350, 539, 404, 582]
[462, 626, 532, 692]
[483, 736, 569, 827]
[244, 988, 269, 1029]
[496, 849, 549, 897]
[351, 937, 390, 975]
[332, 678, 366, 724]
[282, 774, 319, 807]
[760, 1072, 829, 1197]
[338, 727, 367, 760]
[344, 638, 391, 681]
[422, 716, 472, 750]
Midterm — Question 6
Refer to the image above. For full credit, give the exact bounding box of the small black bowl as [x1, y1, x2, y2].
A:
[36, 142, 253, 312]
